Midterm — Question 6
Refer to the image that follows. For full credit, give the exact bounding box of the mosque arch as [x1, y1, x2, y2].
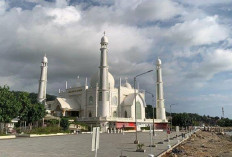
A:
[125, 111, 128, 118]
[136, 101, 142, 119]
[89, 112, 92, 117]
[113, 111, 117, 117]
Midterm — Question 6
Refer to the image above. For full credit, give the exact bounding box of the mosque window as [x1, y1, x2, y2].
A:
[89, 112, 92, 117]
[113, 111, 117, 117]
[112, 96, 117, 105]
[89, 96, 93, 105]
[136, 101, 142, 119]
[125, 111, 128, 118]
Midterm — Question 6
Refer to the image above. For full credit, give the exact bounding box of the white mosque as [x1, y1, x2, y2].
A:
[37, 33, 168, 132]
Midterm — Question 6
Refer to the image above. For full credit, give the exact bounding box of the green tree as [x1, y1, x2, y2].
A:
[15, 91, 46, 128]
[28, 93, 56, 104]
[24, 103, 46, 126]
[145, 105, 156, 119]
[14, 92, 31, 122]
[0, 86, 21, 134]
[217, 118, 232, 127]
[60, 117, 69, 130]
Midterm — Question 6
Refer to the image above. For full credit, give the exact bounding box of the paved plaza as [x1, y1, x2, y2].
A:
[0, 131, 185, 157]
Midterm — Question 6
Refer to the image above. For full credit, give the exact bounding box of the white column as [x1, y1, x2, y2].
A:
[37, 55, 48, 104]
[98, 34, 110, 117]
[156, 58, 167, 121]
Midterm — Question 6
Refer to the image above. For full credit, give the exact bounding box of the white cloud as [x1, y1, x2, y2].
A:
[0, 0, 6, 15]
[179, 0, 232, 7]
[188, 49, 232, 80]
[166, 16, 229, 46]
[46, 6, 81, 25]
[127, 0, 183, 21]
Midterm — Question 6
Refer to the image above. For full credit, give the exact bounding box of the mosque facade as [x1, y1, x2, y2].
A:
[38, 34, 168, 132]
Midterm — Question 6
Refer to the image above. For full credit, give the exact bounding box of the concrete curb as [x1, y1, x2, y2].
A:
[0, 135, 16, 140]
[157, 129, 200, 157]
[16, 133, 69, 138]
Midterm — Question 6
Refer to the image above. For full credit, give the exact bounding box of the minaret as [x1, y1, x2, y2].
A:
[98, 32, 110, 117]
[37, 54, 48, 104]
[156, 58, 167, 121]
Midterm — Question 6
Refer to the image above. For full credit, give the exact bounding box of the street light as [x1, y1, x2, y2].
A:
[145, 91, 155, 136]
[170, 104, 176, 131]
[134, 69, 153, 144]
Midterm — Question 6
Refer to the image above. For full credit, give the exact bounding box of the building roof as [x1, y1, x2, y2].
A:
[56, 98, 80, 111]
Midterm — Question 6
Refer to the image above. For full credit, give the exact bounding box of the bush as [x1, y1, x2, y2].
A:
[141, 127, 150, 130]
[25, 126, 70, 134]
[137, 143, 145, 150]
[124, 127, 135, 131]
[47, 119, 59, 126]
[60, 118, 69, 130]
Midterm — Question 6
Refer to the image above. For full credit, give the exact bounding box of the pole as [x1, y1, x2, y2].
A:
[145, 91, 155, 136]
[133, 69, 153, 144]
[150, 125, 152, 154]
[95, 140, 98, 157]
[170, 105, 172, 132]
[170, 104, 176, 132]
[152, 95, 155, 136]
[134, 77, 138, 144]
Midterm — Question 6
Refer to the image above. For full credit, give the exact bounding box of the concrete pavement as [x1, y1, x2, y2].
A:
[0, 131, 189, 157]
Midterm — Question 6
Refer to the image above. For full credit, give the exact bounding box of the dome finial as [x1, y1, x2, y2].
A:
[125, 77, 128, 83]
[104, 31, 106, 36]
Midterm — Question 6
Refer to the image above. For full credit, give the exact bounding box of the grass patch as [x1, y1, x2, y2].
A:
[141, 127, 150, 130]
[25, 126, 70, 135]
[124, 127, 135, 131]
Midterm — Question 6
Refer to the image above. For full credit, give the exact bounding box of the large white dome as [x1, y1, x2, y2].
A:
[123, 82, 132, 89]
[90, 72, 115, 89]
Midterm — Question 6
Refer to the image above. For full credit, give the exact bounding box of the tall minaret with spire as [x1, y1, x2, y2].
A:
[156, 58, 167, 121]
[98, 32, 110, 117]
[37, 54, 48, 104]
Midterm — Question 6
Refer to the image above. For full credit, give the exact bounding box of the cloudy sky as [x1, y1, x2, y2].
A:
[0, 0, 232, 118]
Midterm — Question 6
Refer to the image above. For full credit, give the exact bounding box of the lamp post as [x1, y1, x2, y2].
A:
[134, 70, 153, 144]
[170, 104, 176, 132]
[145, 91, 155, 136]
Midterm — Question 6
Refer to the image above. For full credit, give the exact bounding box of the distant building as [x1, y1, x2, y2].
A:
[39, 33, 168, 132]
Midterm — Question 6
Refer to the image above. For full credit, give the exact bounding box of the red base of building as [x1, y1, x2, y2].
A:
[114, 122, 168, 130]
